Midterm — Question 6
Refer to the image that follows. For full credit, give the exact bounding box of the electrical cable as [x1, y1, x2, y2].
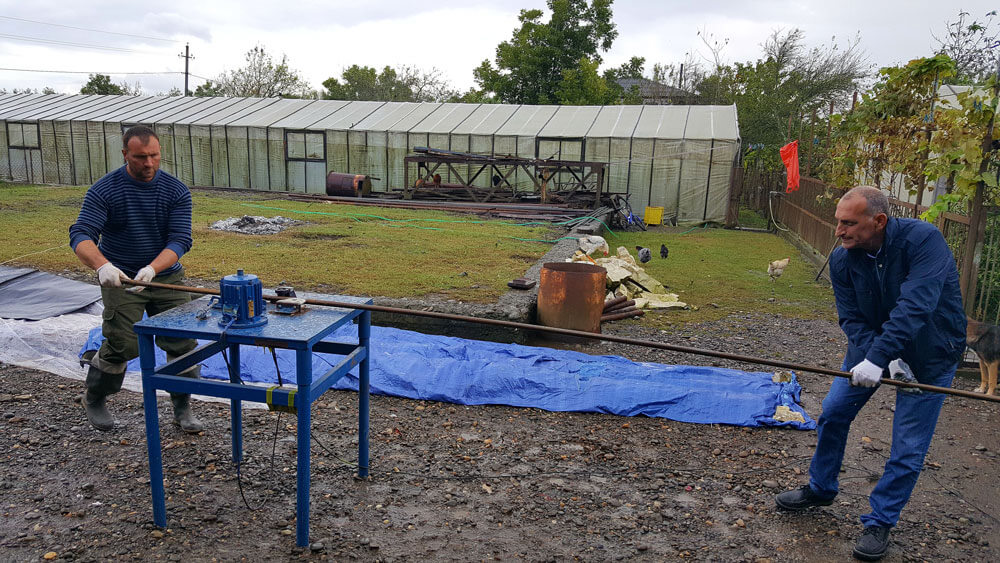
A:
[0, 67, 187, 76]
[0, 32, 164, 54]
[768, 191, 791, 232]
[0, 245, 63, 265]
[224, 344, 285, 511]
[0, 15, 178, 43]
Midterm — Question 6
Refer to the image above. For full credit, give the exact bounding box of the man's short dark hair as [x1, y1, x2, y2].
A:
[122, 125, 158, 150]
[844, 185, 889, 217]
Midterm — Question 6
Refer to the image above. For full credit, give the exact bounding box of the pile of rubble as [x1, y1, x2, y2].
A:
[570, 246, 687, 310]
[209, 215, 304, 235]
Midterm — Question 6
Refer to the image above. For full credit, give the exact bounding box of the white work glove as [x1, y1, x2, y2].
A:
[850, 359, 883, 387]
[96, 262, 127, 288]
[888, 358, 922, 393]
[127, 265, 157, 293]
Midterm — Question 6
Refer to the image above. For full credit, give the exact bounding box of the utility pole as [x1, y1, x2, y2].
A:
[178, 43, 194, 96]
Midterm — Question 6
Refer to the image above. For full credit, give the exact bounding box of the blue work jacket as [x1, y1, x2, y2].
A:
[829, 217, 966, 378]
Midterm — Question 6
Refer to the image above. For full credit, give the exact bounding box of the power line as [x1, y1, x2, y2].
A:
[0, 15, 177, 43]
[0, 32, 156, 53]
[0, 67, 185, 75]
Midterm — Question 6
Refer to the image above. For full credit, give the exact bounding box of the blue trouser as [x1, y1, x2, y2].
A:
[807, 366, 954, 528]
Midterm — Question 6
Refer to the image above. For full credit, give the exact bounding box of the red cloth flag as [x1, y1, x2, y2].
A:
[779, 140, 800, 193]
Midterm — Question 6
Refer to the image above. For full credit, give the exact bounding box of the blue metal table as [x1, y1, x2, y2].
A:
[133, 293, 372, 547]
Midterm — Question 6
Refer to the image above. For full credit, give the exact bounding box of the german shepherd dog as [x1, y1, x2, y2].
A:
[967, 317, 1000, 395]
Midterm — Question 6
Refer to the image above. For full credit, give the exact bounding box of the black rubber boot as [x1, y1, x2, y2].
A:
[170, 393, 204, 433]
[170, 365, 204, 434]
[84, 365, 123, 431]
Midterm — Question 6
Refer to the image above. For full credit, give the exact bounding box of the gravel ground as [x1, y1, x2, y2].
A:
[2, 311, 998, 562]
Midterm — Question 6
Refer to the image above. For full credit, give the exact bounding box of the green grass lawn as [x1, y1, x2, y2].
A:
[0, 183, 556, 302]
[0, 183, 835, 323]
[599, 224, 835, 324]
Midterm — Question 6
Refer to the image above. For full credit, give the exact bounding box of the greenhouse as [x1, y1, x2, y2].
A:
[0, 93, 740, 224]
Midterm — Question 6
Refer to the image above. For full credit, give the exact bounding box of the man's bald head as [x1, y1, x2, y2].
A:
[841, 186, 889, 218]
[835, 186, 889, 252]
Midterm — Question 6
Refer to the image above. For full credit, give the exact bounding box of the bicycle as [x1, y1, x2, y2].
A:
[610, 193, 647, 231]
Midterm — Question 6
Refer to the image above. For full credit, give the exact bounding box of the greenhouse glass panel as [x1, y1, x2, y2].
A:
[227, 126, 250, 189]
[287, 161, 305, 192]
[608, 138, 631, 195]
[172, 125, 194, 186]
[248, 127, 269, 190]
[69, 121, 90, 185]
[326, 130, 348, 177]
[210, 125, 230, 188]
[267, 128, 285, 190]
[86, 122, 106, 183]
[190, 125, 213, 187]
[40, 121, 57, 184]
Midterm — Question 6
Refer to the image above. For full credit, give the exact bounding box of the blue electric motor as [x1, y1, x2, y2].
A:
[219, 269, 268, 329]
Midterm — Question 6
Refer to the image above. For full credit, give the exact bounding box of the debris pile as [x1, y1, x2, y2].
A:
[209, 215, 304, 235]
[570, 246, 686, 310]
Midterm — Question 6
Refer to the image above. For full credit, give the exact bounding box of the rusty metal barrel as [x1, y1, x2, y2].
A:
[326, 172, 372, 197]
[536, 262, 607, 334]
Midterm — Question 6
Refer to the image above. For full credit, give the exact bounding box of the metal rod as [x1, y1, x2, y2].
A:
[123, 279, 1000, 404]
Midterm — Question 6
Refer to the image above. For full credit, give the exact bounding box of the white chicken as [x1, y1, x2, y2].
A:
[578, 235, 609, 257]
[768, 257, 791, 282]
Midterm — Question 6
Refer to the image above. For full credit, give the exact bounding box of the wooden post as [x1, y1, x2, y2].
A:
[806, 110, 817, 176]
[959, 61, 998, 314]
[826, 100, 834, 163]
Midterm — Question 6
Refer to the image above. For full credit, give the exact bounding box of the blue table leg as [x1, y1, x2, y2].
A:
[139, 333, 166, 529]
[228, 344, 243, 464]
[358, 310, 371, 478]
[295, 348, 313, 547]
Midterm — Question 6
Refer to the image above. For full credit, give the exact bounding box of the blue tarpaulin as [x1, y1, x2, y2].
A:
[81, 324, 814, 429]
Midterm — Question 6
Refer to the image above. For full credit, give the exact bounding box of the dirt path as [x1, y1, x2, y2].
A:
[1, 314, 998, 562]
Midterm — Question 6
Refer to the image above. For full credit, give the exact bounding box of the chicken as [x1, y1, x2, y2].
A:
[636, 246, 651, 264]
[578, 235, 609, 257]
[660, 244, 669, 259]
[768, 257, 791, 281]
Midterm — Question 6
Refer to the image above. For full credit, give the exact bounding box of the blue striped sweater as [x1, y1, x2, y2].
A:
[69, 166, 193, 278]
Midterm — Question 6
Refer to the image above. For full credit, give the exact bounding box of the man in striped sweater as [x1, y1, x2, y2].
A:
[69, 125, 203, 434]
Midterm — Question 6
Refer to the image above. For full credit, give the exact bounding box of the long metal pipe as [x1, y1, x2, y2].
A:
[123, 278, 1000, 404]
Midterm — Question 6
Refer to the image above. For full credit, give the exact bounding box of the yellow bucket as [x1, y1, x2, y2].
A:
[644, 206, 664, 226]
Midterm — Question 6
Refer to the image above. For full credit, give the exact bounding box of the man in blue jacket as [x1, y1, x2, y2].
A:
[775, 186, 965, 561]
[69, 125, 203, 434]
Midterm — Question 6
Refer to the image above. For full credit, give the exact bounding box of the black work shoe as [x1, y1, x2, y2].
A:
[774, 484, 834, 511]
[853, 525, 890, 561]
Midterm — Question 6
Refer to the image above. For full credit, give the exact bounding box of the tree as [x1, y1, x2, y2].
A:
[826, 56, 955, 195]
[652, 53, 707, 94]
[0, 87, 57, 94]
[80, 73, 124, 95]
[699, 29, 869, 167]
[933, 10, 1000, 84]
[209, 45, 310, 98]
[193, 80, 222, 97]
[322, 65, 457, 102]
[474, 0, 617, 104]
[557, 57, 615, 104]
[79, 74, 140, 96]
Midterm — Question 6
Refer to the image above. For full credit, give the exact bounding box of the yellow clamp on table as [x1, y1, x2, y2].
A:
[266, 385, 297, 414]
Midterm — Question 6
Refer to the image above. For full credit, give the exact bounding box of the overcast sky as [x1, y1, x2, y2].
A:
[0, 1, 996, 97]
